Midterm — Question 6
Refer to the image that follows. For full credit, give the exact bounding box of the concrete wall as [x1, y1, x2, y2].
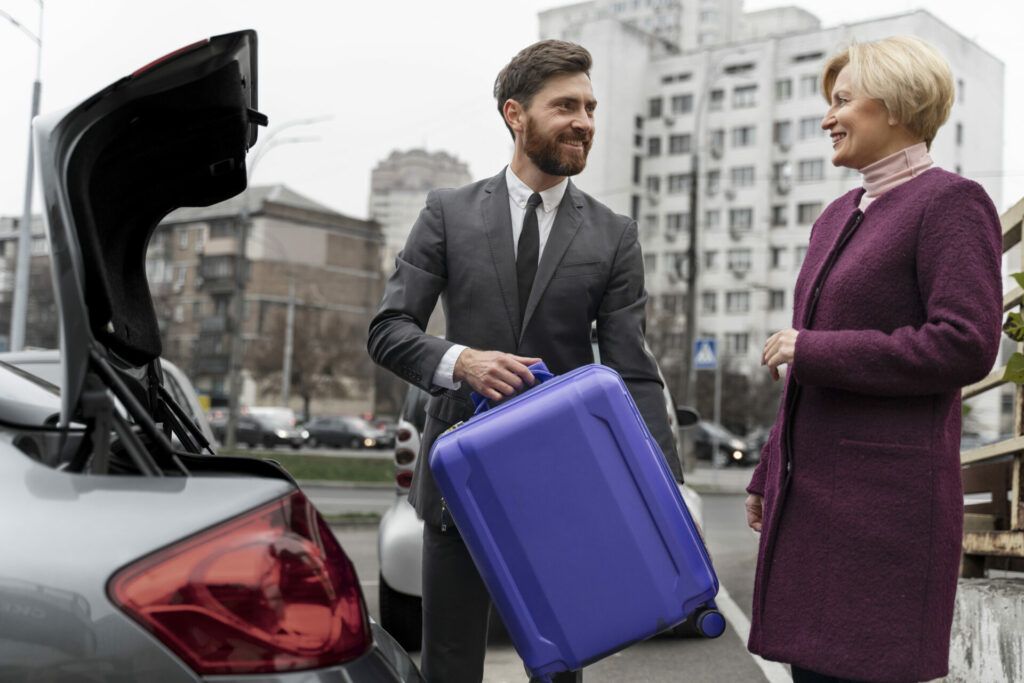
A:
[947, 579, 1024, 682]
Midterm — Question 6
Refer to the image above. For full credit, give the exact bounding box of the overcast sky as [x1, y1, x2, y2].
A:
[1, 0, 1021, 222]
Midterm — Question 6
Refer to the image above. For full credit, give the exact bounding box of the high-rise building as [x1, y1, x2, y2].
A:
[539, 4, 1004, 413]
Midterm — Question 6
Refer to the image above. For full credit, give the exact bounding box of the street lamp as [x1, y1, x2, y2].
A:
[2, 1, 43, 351]
[223, 116, 329, 449]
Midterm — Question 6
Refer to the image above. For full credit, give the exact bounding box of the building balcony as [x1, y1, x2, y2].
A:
[198, 254, 244, 293]
[199, 315, 228, 334]
[194, 354, 229, 376]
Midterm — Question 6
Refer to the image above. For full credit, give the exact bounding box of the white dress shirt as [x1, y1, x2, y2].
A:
[430, 168, 569, 390]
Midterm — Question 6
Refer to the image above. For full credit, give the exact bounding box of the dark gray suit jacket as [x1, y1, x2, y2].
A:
[368, 168, 681, 526]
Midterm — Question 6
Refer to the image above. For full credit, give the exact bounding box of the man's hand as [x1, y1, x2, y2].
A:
[762, 328, 799, 381]
[745, 494, 764, 533]
[454, 349, 543, 402]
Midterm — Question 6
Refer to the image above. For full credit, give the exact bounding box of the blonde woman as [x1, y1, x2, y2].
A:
[746, 36, 1002, 682]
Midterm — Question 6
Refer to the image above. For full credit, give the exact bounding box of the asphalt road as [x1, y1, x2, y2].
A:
[321, 485, 787, 682]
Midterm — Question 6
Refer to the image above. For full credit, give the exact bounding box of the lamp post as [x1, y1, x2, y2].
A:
[223, 117, 328, 448]
[3, 1, 43, 352]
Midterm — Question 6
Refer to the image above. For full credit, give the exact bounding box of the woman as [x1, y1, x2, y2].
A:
[745, 36, 1002, 683]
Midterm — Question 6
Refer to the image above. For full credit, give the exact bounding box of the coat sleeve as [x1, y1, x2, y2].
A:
[367, 191, 454, 394]
[792, 181, 1003, 396]
[596, 219, 683, 482]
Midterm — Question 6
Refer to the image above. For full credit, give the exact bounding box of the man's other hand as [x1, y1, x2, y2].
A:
[454, 349, 543, 402]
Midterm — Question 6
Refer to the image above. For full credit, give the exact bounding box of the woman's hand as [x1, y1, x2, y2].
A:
[745, 494, 764, 533]
[762, 328, 800, 381]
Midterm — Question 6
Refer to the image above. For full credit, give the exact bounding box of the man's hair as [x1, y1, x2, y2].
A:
[821, 36, 954, 150]
[494, 40, 592, 140]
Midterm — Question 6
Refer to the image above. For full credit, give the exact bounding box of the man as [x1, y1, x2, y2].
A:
[367, 39, 681, 683]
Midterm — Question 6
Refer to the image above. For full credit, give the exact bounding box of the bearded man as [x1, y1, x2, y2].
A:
[368, 39, 681, 683]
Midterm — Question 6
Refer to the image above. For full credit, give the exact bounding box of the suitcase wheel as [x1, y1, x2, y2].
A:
[695, 608, 726, 638]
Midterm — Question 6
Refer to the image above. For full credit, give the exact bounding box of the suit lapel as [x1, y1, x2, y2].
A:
[481, 169, 523, 341]
[520, 180, 583, 338]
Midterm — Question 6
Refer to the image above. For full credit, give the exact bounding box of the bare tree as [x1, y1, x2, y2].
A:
[248, 307, 366, 420]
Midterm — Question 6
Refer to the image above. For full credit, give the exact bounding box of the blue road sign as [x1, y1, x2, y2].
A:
[694, 338, 717, 370]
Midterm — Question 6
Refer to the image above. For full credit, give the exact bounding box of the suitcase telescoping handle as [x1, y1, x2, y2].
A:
[470, 361, 554, 416]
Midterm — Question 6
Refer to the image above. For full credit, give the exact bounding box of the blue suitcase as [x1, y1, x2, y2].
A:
[429, 363, 722, 681]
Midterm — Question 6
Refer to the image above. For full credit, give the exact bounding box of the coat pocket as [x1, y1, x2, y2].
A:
[819, 439, 933, 656]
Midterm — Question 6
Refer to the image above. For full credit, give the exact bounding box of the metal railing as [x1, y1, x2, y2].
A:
[960, 196, 1024, 576]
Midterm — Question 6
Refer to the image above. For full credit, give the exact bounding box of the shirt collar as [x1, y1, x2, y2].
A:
[505, 167, 568, 213]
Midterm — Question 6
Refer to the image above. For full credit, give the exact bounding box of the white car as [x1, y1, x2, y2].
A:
[377, 363, 704, 651]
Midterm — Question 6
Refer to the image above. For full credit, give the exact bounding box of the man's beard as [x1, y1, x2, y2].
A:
[523, 117, 592, 177]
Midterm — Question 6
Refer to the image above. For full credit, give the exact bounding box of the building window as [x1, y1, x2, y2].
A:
[730, 166, 755, 188]
[667, 173, 692, 194]
[642, 214, 658, 241]
[646, 176, 661, 194]
[648, 137, 662, 157]
[709, 129, 725, 154]
[771, 205, 787, 227]
[633, 156, 642, 184]
[671, 93, 694, 114]
[669, 133, 692, 154]
[193, 301, 202, 321]
[731, 126, 756, 147]
[733, 85, 757, 108]
[769, 290, 786, 310]
[726, 291, 750, 313]
[958, 78, 965, 103]
[727, 249, 751, 272]
[174, 304, 185, 323]
[797, 159, 824, 182]
[704, 250, 719, 270]
[956, 122, 963, 146]
[178, 228, 189, 249]
[709, 89, 725, 111]
[775, 78, 792, 101]
[634, 134, 643, 148]
[773, 120, 792, 148]
[799, 74, 818, 98]
[644, 253, 657, 274]
[669, 251, 687, 279]
[795, 245, 808, 266]
[662, 294, 683, 315]
[706, 170, 721, 194]
[726, 332, 749, 354]
[194, 228, 204, 253]
[797, 202, 822, 224]
[209, 218, 235, 238]
[702, 291, 717, 313]
[705, 209, 721, 230]
[770, 246, 786, 269]
[729, 208, 753, 232]
[635, 115, 644, 130]
[799, 117, 820, 140]
[700, 9, 716, 21]
[665, 212, 690, 239]
[648, 97, 663, 118]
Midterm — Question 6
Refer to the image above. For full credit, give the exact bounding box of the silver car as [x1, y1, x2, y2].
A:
[0, 29, 421, 682]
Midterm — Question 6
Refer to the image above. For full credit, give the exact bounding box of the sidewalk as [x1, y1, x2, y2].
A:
[683, 463, 754, 495]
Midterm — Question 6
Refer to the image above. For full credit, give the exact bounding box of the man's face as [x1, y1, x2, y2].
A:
[519, 71, 596, 177]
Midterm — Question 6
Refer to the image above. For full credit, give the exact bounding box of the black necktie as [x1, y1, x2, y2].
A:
[517, 193, 543, 324]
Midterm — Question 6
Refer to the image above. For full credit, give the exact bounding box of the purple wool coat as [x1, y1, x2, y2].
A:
[746, 168, 1003, 682]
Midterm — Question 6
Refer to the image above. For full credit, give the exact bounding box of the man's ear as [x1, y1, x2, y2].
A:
[504, 99, 525, 136]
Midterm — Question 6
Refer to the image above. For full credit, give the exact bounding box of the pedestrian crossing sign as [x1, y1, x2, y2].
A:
[694, 338, 717, 370]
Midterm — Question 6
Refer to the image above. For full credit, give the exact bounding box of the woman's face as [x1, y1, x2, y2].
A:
[820, 66, 906, 169]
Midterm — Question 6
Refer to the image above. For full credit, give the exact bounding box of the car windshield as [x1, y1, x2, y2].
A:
[700, 422, 734, 440]
[260, 415, 294, 430]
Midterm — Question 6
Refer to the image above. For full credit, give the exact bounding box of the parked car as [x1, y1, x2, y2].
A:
[210, 411, 309, 449]
[692, 420, 758, 467]
[0, 348, 216, 447]
[0, 30, 422, 681]
[377, 351, 704, 651]
[305, 415, 394, 449]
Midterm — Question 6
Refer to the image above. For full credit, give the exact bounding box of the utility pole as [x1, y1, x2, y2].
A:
[4, 2, 44, 351]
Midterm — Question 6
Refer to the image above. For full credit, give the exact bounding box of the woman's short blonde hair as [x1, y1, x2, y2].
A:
[821, 36, 955, 149]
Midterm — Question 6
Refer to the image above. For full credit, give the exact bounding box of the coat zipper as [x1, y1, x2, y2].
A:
[755, 209, 864, 634]
[440, 497, 449, 533]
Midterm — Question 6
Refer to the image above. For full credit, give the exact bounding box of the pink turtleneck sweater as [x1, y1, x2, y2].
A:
[858, 141, 933, 211]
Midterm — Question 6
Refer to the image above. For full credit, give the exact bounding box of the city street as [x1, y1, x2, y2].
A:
[320, 468, 790, 682]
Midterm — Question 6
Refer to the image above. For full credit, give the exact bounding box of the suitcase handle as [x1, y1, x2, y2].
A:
[470, 361, 554, 415]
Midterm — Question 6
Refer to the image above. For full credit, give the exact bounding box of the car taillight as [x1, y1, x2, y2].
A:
[397, 427, 412, 442]
[396, 471, 414, 488]
[108, 491, 371, 674]
[395, 448, 415, 466]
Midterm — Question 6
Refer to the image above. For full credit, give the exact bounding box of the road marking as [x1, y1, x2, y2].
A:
[717, 584, 792, 683]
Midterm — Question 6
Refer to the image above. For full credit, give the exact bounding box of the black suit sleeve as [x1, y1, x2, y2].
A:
[596, 219, 683, 482]
[367, 191, 455, 394]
